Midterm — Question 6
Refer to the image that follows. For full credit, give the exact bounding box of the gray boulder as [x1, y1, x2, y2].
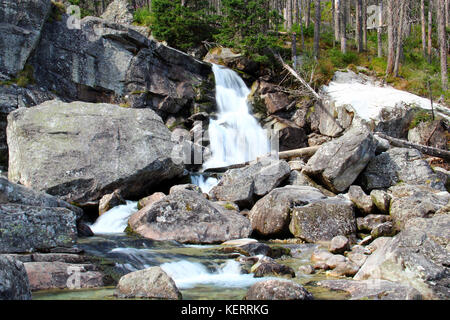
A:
[289, 196, 356, 243]
[0, 204, 77, 253]
[354, 214, 450, 299]
[249, 186, 326, 238]
[115, 266, 181, 300]
[210, 159, 291, 208]
[128, 190, 252, 244]
[360, 148, 446, 191]
[101, 0, 134, 25]
[370, 189, 391, 214]
[7, 100, 184, 204]
[0, 0, 52, 80]
[304, 125, 377, 193]
[245, 280, 313, 300]
[348, 185, 374, 215]
[0, 255, 32, 300]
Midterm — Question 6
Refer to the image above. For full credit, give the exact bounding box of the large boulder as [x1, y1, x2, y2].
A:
[354, 214, 450, 299]
[408, 120, 449, 150]
[360, 148, 446, 191]
[244, 280, 313, 300]
[114, 267, 182, 300]
[0, 0, 52, 80]
[7, 101, 184, 204]
[289, 196, 356, 243]
[128, 190, 252, 244]
[30, 16, 213, 118]
[249, 186, 326, 238]
[304, 125, 377, 193]
[210, 159, 291, 208]
[100, 0, 134, 25]
[0, 204, 77, 253]
[0, 255, 32, 300]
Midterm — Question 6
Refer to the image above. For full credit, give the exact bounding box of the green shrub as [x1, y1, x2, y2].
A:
[133, 7, 152, 26]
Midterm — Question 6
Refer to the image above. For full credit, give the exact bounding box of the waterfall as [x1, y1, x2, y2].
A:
[192, 64, 270, 192]
[89, 201, 138, 234]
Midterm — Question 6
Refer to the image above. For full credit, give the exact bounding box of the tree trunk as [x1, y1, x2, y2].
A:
[386, 0, 396, 76]
[362, 0, 367, 51]
[335, 0, 340, 42]
[287, 0, 293, 30]
[377, 0, 383, 57]
[306, 0, 311, 28]
[421, 0, 427, 57]
[394, 0, 405, 77]
[356, 0, 363, 52]
[340, 0, 347, 54]
[292, 32, 298, 69]
[437, 0, 448, 91]
[313, 0, 321, 59]
[428, 0, 433, 63]
[299, 0, 305, 50]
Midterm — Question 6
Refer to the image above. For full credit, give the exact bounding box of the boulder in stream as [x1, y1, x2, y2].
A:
[245, 279, 313, 300]
[0, 255, 32, 300]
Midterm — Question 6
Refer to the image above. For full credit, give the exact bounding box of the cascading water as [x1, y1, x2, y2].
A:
[89, 201, 138, 234]
[192, 64, 270, 192]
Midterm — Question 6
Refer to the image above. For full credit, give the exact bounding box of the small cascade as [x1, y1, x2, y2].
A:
[89, 201, 138, 234]
[192, 64, 270, 192]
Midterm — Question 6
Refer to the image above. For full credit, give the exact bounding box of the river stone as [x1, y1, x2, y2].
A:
[0, 176, 83, 219]
[388, 184, 450, 231]
[98, 190, 126, 216]
[24, 261, 104, 291]
[354, 214, 450, 299]
[210, 159, 291, 208]
[128, 190, 252, 244]
[0, 255, 32, 300]
[347, 185, 374, 215]
[7, 101, 184, 204]
[360, 148, 446, 191]
[289, 196, 356, 243]
[288, 170, 335, 197]
[249, 186, 326, 238]
[356, 214, 392, 232]
[169, 184, 203, 195]
[329, 235, 350, 254]
[253, 262, 296, 278]
[115, 266, 181, 300]
[0, 0, 52, 80]
[137, 192, 166, 210]
[370, 189, 391, 214]
[0, 204, 77, 253]
[315, 279, 423, 300]
[245, 280, 313, 300]
[304, 125, 377, 193]
[326, 261, 360, 277]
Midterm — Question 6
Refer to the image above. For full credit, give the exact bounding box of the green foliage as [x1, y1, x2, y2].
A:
[0, 64, 35, 88]
[409, 108, 434, 129]
[150, 0, 216, 51]
[67, 0, 94, 18]
[214, 0, 282, 60]
[133, 7, 152, 26]
[328, 48, 359, 68]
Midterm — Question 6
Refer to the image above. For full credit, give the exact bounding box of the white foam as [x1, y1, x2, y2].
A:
[89, 201, 138, 234]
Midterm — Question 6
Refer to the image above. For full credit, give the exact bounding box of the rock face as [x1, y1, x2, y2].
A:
[129, 190, 252, 244]
[387, 184, 450, 231]
[210, 159, 291, 208]
[0, 0, 52, 80]
[360, 148, 446, 191]
[115, 267, 182, 300]
[0, 255, 32, 300]
[347, 185, 374, 215]
[245, 280, 313, 300]
[101, 0, 134, 25]
[408, 120, 449, 150]
[0, 177, 83, 218]
[304, 125, 377, 193]
[249, 186, 326, 238]
[30, 16, 213, 119]
[0, 204, 77, 253]
[354, 214, 450, 299]
[7, 101, 184, 204]
[316, 279, 423, 300]
[289, 196, 356, 242]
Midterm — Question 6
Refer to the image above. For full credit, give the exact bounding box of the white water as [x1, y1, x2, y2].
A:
[193, 64, 270, 192]
[160, 260, 267, 290]
[89, 201, 138, 234]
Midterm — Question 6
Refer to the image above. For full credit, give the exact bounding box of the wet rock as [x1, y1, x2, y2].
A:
[24, 261, 104, 291]
[361, 148, 446, 191]
[356, 214, 392, 232]
[346, 250, 368, 268]
[245, 280, 313, 300]
[98, 190, 126, 215]
[0, 255, 31, 300]
[0, 0, 52, 80]
[7, 101, 184, 204]
[311, 249, 334, 264]
[354, 214, 450, 299]
[325, 254, 347, 269]
[211, 159, 291, 208]
[253, 262, 296, 278]
[0, 204, 77, 253]
[169, 184, 203, 195]
[304, 125, 377, 193]
[114, 266, 181, 300]
[289, 196, 356, 243]
[298, 265, 315, 275]
[221, 239, 258, 246]
[329, 236, 350, 254]
[316, 279, 423, 300]
[388, 184, 450, 231]
[348, 185, 374, 215]
[326, 261, 360, 277]
[129, 190, 252, 244]
[249, 186, 326, 238]
[370, 190, 391, 214]
[137, 192, 166, 210]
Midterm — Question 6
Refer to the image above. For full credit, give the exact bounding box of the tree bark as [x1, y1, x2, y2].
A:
[362, 0, 367, 51]
[377, 0, 383, 57]
[335, 0, 340, 42]
[394, 0, 405, 77]
[340, 0, 347, 53]
[428, 0, 433, 63]
[386, 0, 396, 76]
[313, 0, 321, 59]
[356, 0, 363, 52]
[437, 0, 448, 91]
[421, 0, 427, 57]
[306, 0, 312, 28]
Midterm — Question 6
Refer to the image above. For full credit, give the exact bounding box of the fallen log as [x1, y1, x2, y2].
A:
[375, 132, 450, 161]
[203, 146, 320, 173]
